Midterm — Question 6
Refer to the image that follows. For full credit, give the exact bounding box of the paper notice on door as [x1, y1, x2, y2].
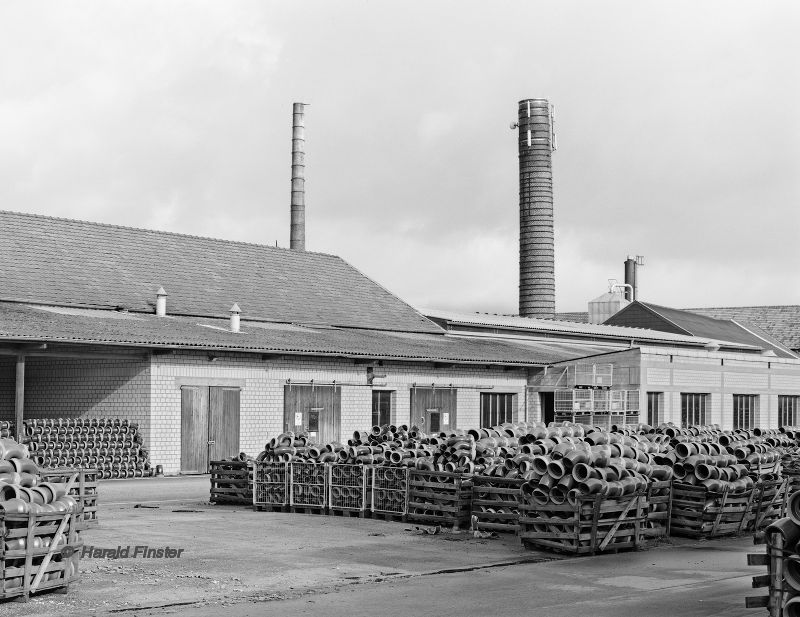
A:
[294, 412, 303, 426]
[442, 412, 450, 425]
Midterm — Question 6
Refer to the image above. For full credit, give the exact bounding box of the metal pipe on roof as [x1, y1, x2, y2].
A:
[156, 287, 167, 317]
[624, 257, 636, 301]
[290, 102, 307, 251]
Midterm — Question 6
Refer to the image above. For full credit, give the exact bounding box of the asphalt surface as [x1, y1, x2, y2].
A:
[132, 536, 758, 617]
[5, 476, 763, 617]
[99, 474, 210, 505]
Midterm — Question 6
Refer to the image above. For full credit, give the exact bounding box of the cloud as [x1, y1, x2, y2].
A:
[0, 0, 797, 316]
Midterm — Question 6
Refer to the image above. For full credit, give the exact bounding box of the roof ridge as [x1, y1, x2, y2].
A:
[0, 209, 342, 260]
[686, 305, 800, 310]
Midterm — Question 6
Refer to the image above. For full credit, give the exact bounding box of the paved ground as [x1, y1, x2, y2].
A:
[7, 477, 763, 617]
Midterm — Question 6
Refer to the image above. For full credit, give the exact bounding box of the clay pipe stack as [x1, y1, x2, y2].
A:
[519, 428, 673, 507]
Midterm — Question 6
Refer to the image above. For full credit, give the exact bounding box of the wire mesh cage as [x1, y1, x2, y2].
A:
[253, 461, 289, 506]
[574, 363, 614, 388]
[290, 462, 327, 508]
[609, 390, 626, 411]
[554, 389, 593, 412]
[593, 390, 610, 412]
[371, 467, 409, 515]
[328, 464, 369, 511]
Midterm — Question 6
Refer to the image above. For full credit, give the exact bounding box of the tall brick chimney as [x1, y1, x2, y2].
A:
[515, 98, 556, 319]
[290, 102, 307, 251]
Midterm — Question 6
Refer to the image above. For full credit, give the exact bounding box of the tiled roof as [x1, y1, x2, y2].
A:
[686, 306, 800, 351]
[554, 311, 589, 323]
[421, 308, 753, 348]
[0, 210, 440, 334]
[608, 302, 797, 359]
[0, 302, 613, 366]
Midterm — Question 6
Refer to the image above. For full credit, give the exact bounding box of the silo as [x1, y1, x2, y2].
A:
[516, 98, 556, 319]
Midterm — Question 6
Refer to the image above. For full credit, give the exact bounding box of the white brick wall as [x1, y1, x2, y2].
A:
[147, 352, 528, 473]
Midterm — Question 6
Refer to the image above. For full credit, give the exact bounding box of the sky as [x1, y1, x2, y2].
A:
[1, 1, 798, 315]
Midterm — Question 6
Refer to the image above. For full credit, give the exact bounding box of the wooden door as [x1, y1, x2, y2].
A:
[209, 387, 240, 461]
[411, 387, 456, 433]
[181, 386, 209, 473]
[284, 385, 341, 443]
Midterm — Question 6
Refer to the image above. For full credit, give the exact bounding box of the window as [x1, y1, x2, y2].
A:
[647, 392, 664, 426]
[480, 393, 515, 428]
[779, 395, 799, 428]
[372, 391, 392, 427]
[733, 394, 758, 430]
[681, 393, 708, 427]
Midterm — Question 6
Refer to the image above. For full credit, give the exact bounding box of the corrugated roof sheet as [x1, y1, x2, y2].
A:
[686, 306, 800, 351]
[0, 302, 611, 366]
[554, 311, 590, 323]
[0, 210, 440, 334]
[421, 308, 738, 346]
[610, 302, 797, 359]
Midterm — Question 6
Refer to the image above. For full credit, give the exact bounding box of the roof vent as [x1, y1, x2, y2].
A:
[230, 303, 241, 333]
[156, 287, 167, 317]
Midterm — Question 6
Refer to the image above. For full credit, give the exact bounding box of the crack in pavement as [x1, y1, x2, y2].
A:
[98, 555, 561, 614]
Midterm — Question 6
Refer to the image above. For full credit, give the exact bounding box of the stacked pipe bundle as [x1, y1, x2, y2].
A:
[0, 437, 83, 600]
[745, 495, 800, 616]
[23, 418, 152, 479]
[257, 425, 467, 471]
[518, 428, 673, 508]
[650, 424, 783, 479]
[0, 422, 13, 439]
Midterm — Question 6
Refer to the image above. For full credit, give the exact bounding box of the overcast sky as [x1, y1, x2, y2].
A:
[1, 1, 798, 315]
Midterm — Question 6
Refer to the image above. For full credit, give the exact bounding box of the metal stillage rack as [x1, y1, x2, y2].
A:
[328, 464, 370, 513]
[290, 462, 327, 511]
[253, 461, 289, 512]
[371, 467, 409, 520]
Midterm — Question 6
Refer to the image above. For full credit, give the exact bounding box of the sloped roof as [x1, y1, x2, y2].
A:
[0, 302, 610, 366]
[686, 306, 800, 351]
[605, 302, 797, 359]
[421, 308, 756, 349]
[0, 210, 439, 334]
[555, 311, 589, 323]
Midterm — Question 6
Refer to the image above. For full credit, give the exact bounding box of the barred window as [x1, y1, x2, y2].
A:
[480, 393, 515, 428]
[733, 394, 758, 430]
[647, 392, 664, 426]
[681, 393, 708, 427]
[779, 395, 799, 428]
[371, 390, 392, 427]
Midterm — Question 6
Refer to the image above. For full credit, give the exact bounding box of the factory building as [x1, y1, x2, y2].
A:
[2, 100, 797, 473]
[0, 210, 595, 473]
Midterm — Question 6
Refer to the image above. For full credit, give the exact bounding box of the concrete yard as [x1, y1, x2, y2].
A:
[6, 477, 760, 617]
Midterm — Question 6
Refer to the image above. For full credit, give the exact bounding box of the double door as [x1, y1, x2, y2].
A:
[410, 387, 456, 433]
[180, 386, 241, 473]
[283, 384, 341, 443]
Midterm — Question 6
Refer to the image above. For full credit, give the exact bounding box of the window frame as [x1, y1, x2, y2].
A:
[646, 392, 664, 426]
[778, 395, 799, 428]
[732, 394, 758, 431]
[680, 393, 708, 427]
[480, 393, 516, 428]
[371, 390, 393, 427]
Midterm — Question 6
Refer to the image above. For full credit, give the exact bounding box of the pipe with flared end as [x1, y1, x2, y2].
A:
[785, 597, 800, 617]
[531, 487, 550, 507]
[785, 556, 800, 593]
[547, 459, 567, 480]
[789, 493, 800, 526]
